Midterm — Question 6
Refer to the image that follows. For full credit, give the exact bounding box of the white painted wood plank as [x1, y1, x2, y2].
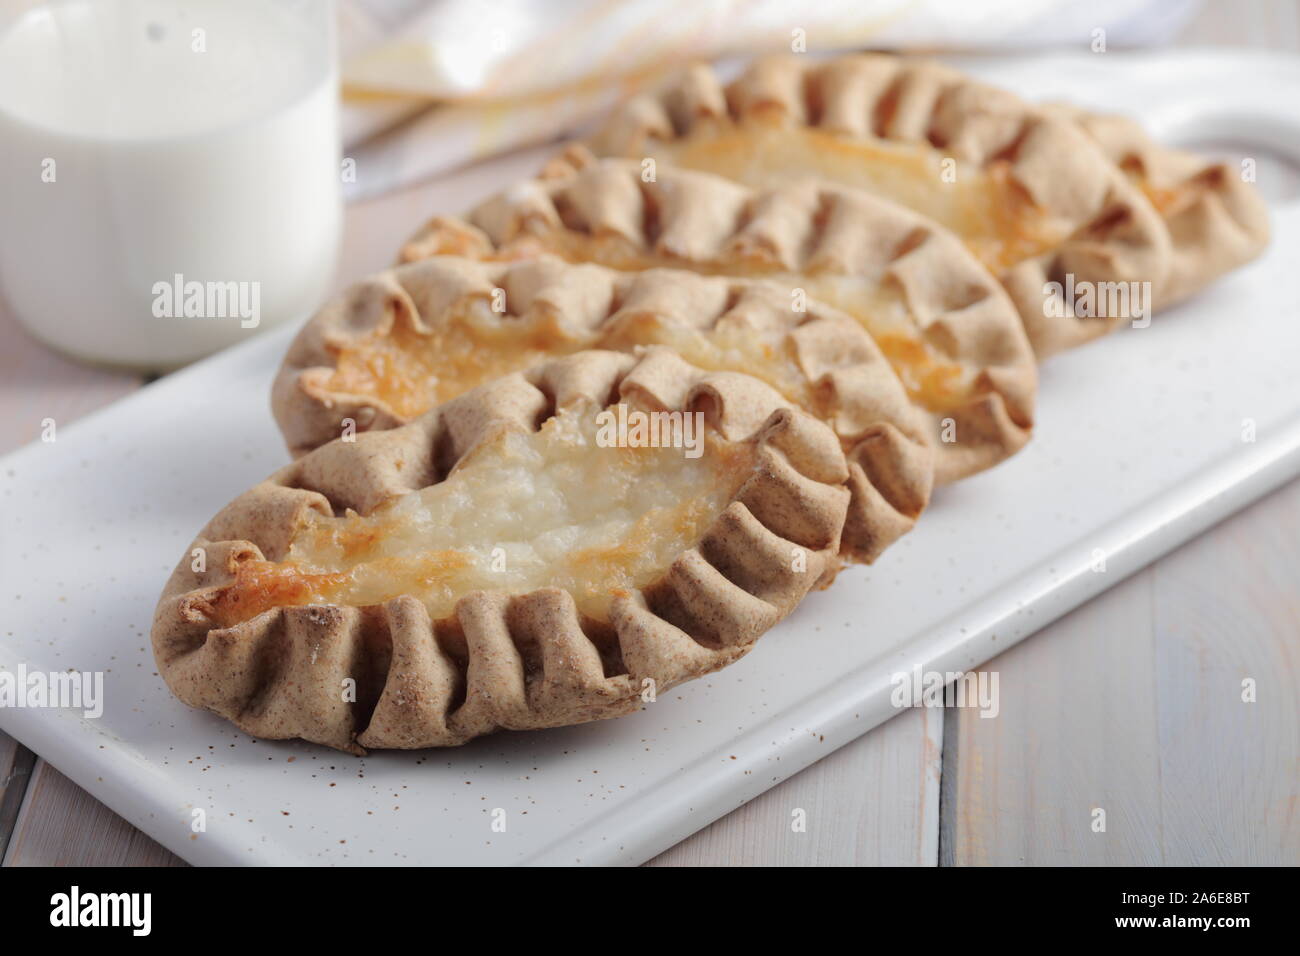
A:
[3, 760, 185, 867]
[941, 568, 1163, 864]
[1150, 476, 1300, 865]
[942, 478, 1300, 865]
[648, 707, 943, 866]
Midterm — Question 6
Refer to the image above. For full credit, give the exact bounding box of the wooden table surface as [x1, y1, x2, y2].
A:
[1, 2, 1297, 867]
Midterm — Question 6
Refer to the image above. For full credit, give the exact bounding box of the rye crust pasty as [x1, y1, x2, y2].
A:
[400, 153, 1037, 484]
[273, 255, 932, 563]
[156, 349, 854, 752]
[1043, 102, 1269, 307]
[586, 53, 1185, 358]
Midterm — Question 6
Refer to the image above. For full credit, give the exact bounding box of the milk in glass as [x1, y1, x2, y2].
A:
[0, 0, 341, 368]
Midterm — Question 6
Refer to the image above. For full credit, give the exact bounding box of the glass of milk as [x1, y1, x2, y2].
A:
[0, 0, 341, 369]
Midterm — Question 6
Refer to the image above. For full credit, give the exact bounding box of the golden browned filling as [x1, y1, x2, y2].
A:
[326, 299, 580, 420]
[662, 127, 1068, 273]
[872, 332, 964, 409]
[208, 402, 754, 627]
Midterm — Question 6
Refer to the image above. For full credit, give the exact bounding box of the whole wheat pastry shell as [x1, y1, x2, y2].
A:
[1043, 103, 1270, 307]
[274, 255, 933, 562]
[157, 349, 852, 753]
[399, 153, 1037, 484]
[587, 52, 1176, 358]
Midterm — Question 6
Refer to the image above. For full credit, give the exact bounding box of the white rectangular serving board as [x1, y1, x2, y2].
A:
[1, 51, 1298, 866]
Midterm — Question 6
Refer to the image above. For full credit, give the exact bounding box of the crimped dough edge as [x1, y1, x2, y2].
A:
[587, 52, 1177, 358]
[1043, 103, 1270, 308]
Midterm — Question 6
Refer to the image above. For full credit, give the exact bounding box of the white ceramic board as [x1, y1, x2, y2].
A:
[1, 51, 1298, 866]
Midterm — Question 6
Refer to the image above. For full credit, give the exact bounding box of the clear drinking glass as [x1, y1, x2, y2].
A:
[0, 0, 341, 369]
